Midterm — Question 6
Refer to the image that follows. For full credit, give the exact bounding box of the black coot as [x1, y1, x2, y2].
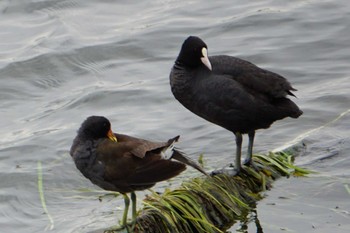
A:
[170, 36, 302, 175]
[70, 116, 207, 228]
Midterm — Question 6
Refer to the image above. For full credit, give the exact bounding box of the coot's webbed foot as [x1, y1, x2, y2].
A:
[243, 158, 260, 171]
[210, 164, 241, 176]
[243, 157, 252, 166]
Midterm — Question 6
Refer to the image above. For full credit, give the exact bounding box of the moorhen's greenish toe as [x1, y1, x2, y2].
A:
[70, 116, 207, 229]
[170, 36, 302, 175]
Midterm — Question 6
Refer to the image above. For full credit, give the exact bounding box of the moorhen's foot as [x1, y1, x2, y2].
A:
[108, 224, 128, 232]
[109, 221, 136, 233]
[126, 222, 136, 233]
[210, 164, 241, 176]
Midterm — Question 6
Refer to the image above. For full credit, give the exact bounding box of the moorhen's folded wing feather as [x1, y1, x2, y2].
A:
[115, 134, 207, 176]
[128, 158, 186, 185]
[95, 141, 185, 191]
[115, 133, 179, 158]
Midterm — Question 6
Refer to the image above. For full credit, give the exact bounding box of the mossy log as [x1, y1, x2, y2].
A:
[106, 151, 310, 233]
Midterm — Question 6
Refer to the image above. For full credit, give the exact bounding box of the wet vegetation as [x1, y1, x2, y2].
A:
[105, 151, 311, 233]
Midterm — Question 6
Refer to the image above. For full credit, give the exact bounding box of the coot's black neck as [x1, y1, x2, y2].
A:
[174, 60, 211, 74]
[174, 60, 186, 70]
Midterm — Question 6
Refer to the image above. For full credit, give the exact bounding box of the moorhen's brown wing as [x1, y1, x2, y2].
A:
[115, 133, 207, 175]
[114, 133, 179, 158]
[95, 138, 186, 193]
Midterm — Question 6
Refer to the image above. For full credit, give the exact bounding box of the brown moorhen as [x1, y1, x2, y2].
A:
[170, 36, 303, 175]
[70, 116, 207, 229]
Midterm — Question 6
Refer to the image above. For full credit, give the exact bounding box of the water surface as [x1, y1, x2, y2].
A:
[1, 0, 349, 232]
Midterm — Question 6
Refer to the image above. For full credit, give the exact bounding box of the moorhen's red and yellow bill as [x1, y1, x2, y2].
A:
[70, 116, 207, 228]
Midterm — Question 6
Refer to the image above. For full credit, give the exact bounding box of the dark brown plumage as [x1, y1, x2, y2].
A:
[170, 36, 303, 175]
[70, 116, 207, 228]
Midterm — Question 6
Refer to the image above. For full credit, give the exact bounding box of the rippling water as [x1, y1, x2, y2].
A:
[1, 0, 349, 232]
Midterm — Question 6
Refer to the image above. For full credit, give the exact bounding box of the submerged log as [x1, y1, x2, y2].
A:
[105, 151, 310, 233]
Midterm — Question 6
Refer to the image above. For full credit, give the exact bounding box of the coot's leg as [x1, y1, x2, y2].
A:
[244, 131, 259, 171]
[234, 132, 243, 172]
[244, 131, 255, 165]
[210, 132, 242, 176]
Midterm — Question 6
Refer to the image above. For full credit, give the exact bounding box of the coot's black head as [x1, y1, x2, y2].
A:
[176, 36, 212, 70]
[78, 116, 117, 142]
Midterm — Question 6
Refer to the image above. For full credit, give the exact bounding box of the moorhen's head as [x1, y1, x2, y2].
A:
[176, 36, 212, 70]
[78, 116, 117, 142]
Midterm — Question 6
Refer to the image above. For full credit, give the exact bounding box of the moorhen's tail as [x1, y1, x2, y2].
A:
[171, 149, 208, 176]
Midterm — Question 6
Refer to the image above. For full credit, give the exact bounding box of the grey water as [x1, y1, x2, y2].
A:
[0, 0, 349, 232]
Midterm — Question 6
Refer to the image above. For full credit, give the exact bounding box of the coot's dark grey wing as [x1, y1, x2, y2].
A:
[190, 75, 271, 132]
[210, 55, 297, 98]
[196, 76, 258, 114]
